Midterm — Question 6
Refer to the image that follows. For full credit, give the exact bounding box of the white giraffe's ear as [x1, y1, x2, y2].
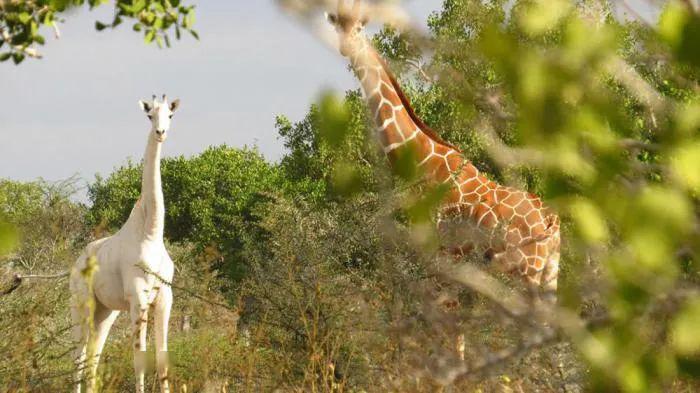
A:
[360, 15, 369, 27]
[169, 99, 180, 112]
[325, 12, 338, 25]
[138, 100, 152, 113]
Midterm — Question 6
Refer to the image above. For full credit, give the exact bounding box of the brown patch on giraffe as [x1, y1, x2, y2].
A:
[522, 240, 537, 255]
[460, 178, 481, 194]
[472, 203, 489, 223]
[525, 210, 542, 226]
[530, 197, 543, 209]
[461, 191, 480, 205]
[376, 103, 394, 124]
[515, 223, 531, 242]
[433, 161, 452, 183]
[444, 188, 461, 205]
[474, 183, 490, 197]
[496, 203, 516, 221]
[380, 83, 402, 106]
[446, 153, 463, 174]
[536, 243, 547, 256]
[530, 256, 544, 271]
[408, 133, 433, 159]
[505, 227, 522, 244]
[531, 222, 547, 235]
[514, 199, 534, 216]
[502, 192, 523, 207]
[455, 164, 479, 184]
[479, 209, 498, 228]
[433, 143, 452, 157]
[422, 156, 445, 178]
[367, 91, 382, 110]
[393, 108, 414, 131]
[381, 121, 402, 145]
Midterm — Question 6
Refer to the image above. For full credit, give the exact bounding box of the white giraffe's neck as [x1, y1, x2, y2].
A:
[141, 135, 165, 239]
[123, 133, 165, 240]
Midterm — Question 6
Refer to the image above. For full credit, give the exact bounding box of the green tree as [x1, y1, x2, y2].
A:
[0, 0, 198, 64]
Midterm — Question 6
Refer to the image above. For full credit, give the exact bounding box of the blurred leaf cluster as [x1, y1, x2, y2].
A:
[0, 0, 197, 64]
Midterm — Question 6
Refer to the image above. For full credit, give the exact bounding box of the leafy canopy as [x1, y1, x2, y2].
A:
[0, 0, 197, 64]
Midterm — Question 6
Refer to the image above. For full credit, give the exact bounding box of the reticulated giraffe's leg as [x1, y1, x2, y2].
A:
[542, 251, 560, 304]
[154, 285, 173, 393]
[456, 333, 466, 361]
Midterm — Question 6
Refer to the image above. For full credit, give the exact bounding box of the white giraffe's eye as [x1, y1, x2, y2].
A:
[148, 115, 153, 120]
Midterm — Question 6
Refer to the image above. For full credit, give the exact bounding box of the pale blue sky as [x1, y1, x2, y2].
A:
[0, 1, 442, 189]
[0, 0, 660, 195]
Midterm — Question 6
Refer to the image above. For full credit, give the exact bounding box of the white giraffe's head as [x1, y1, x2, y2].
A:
[325, 0, 368, 58]
[138, 95, 181, 143]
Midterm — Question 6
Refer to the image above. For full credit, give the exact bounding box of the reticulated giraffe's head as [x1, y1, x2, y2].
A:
[138, 94, 180, 143]
[325, 0, 369, 58]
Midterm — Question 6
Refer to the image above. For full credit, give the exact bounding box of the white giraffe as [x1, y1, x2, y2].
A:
[70, 95, 180, 393]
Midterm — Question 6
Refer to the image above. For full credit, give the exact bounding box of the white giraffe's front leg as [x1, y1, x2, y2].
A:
[154, 285, 173, 393]
[130, 300, 149, 393]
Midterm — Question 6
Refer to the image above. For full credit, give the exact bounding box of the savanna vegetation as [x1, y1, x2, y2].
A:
[2, 0, 700, 392]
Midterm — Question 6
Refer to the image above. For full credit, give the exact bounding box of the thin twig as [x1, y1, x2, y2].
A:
[138, 265, 237, 312]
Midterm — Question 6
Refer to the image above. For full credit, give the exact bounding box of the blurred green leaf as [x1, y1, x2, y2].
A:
[670, 141, 700, 192]
[318, 92, 352, 149]
[518, 0, 571, 36]
[659, 2, 700, 66]
[0, 220, 18, 255]
[671, 299, 700, 355]
[330, 161, 363, 197]
[569, 198, 609, 243]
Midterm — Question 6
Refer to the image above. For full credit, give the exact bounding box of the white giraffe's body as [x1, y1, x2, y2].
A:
[70, 96, 180, 393]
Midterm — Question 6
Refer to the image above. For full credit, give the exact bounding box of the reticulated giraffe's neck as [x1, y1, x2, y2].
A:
[348, 37, 465, 182]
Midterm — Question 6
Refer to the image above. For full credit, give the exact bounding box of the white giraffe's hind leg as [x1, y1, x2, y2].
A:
[70, 266, 90, 393]
[87, 304, 120, 392]
[71, 303, 87, 393]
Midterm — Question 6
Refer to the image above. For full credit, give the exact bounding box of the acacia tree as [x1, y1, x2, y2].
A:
[0, 0, 197, 64]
